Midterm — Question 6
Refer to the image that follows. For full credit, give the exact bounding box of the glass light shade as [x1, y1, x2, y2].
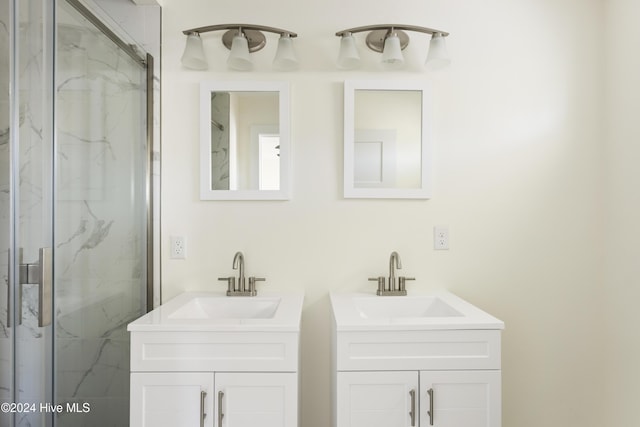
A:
[227, 34, 253, 71]
[337, 33, 361, 70]
[181, 33, 208, 70]
[273, 35, 299, 71]
[425, 33, 451, 70]
[381, 33, 404, 67]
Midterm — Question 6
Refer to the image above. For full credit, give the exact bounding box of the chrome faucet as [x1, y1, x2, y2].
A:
[369, 251, 415, 296]
[388, 251, 401, 292]
[218, 251, 266, 296]
[233, 251, 245, 292]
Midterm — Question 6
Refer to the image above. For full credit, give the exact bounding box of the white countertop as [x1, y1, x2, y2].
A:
[330, 290, 504, 331]
[128, 291, 304, 332]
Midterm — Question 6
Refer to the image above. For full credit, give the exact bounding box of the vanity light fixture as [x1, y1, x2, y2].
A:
[181, 24, 299, 71]
[335, 24, 450, 70]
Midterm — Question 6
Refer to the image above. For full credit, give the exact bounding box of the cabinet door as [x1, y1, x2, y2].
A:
[419, 370, 501, 427]
[336, 371, 419, 427]
[215, 372, 297, 427]
[131, 372, 214, 427]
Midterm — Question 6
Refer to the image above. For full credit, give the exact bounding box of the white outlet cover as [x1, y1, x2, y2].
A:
[170, 236, 187, 259]
[433, 226, 449, 250]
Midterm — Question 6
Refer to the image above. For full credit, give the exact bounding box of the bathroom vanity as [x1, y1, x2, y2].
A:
[330, 291, 504, 427]
[128, 291, 304, 427]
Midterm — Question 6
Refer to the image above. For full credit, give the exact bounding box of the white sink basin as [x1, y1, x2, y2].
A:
[127, 291, 303, 332]
[168, 296, 281, 320]
[354, 295, 463, 319]
[331, 291, 504, 331]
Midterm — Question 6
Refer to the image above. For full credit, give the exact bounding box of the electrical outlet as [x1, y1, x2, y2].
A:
[170, 236, 187, 259]
[434, 226, 449, 250]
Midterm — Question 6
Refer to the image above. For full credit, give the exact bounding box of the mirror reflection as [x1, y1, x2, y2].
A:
[353, 90, 422, 189]
[209, 91, 280, 191]
[199, 81, 290, 201]
[344, 80, 431, 199]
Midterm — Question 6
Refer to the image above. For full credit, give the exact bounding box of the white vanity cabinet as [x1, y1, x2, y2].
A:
[336, 371, 418, 427]
[336, 370, 500, 427]
[127, 292, 304, 427]
[131, 371, 297, 427]
[130, 372, 214, 427]
[330, 292, 504, 427]
[419, 370, 501, 427]
[215, 372, 298, 427]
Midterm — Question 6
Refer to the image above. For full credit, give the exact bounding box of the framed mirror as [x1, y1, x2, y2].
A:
[200, 81, 291, 200]
[344, 80, 432, 199]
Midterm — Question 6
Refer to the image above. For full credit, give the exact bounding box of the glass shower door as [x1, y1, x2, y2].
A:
[54, 1, 148, 425]
[1, 0, 151, 426]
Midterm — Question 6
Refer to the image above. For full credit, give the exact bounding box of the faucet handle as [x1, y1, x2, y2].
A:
[369, 276, 386, 295]
[398, 277, 415, 292]
[248, 277, 266, 295]
[218, 276, 236, 293]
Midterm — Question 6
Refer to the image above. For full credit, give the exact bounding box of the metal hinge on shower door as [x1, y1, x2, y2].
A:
[7, 248, 52, 327]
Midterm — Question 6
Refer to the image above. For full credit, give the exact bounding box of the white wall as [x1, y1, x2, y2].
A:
[161, 1, 607, 426]
[603, 0, 640, 425]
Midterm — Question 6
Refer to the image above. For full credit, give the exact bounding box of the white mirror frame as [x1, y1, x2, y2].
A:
[200, 81, 291, 200]
[344, 80, 432, 199]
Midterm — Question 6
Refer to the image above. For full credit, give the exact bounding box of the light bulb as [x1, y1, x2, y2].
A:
[181, 32, 207, 70]
[425, 32, 451, 70]
[227, 33, 252, 71]
[381, 33, 404, 68]
[273, 34, 299, 71]
[337, 33, 361, 70]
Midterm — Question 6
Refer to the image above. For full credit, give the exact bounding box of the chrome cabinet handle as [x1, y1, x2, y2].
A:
[200, 390, 207, 427]
[409, 389, 416, 426]
[427, 388, 434, 426]
[218, 391, 225, 426]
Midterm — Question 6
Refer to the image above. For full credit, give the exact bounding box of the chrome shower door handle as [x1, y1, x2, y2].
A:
[6, 251, 11, 327]
[7, 249, 23, 327]
[38, 247, 52, 327]
[10, 247, 51, 327]
[409, 389, 416, 426]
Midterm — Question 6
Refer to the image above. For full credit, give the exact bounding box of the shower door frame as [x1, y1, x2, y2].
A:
[7, 0, 57, 424]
